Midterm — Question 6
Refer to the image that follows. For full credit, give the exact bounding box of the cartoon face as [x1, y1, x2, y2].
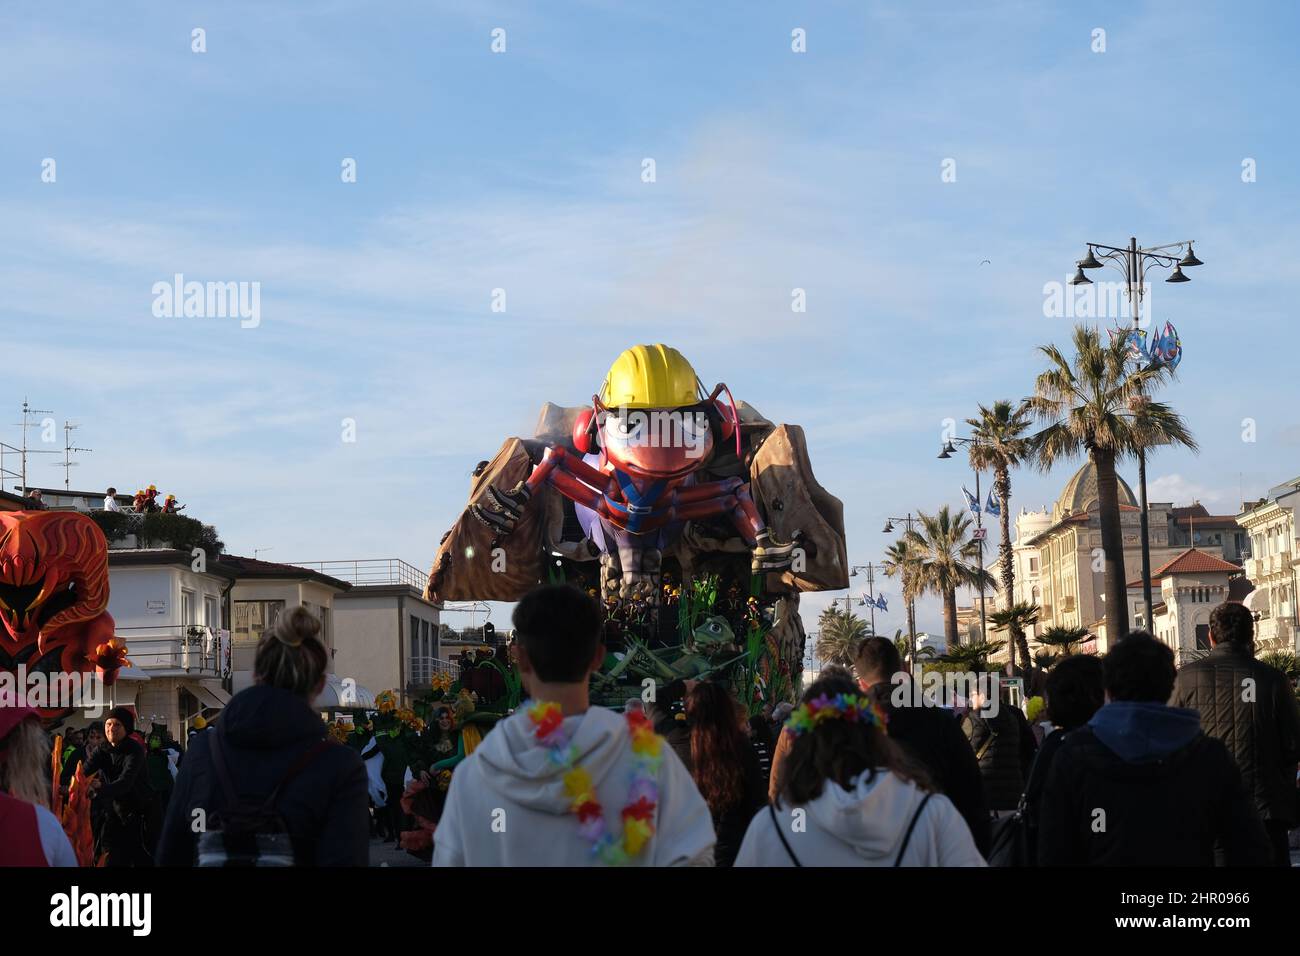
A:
[0, 512, 115, 681]
[601, 405, 715, 479]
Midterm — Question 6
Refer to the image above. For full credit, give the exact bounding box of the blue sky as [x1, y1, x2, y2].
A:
[2, 1, 1298, 636]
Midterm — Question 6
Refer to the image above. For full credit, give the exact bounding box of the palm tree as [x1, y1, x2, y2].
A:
[967, 400, 1034, 671]
[882, 538, 920, 657]
[904, 506, 996, 649]
[1037, 624, 1090, 656]
[988, 601, 1040, 677]
[815, 608, 869, 668]
[1026, 325, 1197, 641]
[942, 639, 1006, 672]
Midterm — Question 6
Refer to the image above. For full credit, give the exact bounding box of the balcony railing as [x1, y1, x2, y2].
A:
[287, 558, 427, 591]
[115, 625, 231, 678]
[407, 657, 458, 691]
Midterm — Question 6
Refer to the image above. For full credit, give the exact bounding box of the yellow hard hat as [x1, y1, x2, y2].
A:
[599, 344, 698, 409]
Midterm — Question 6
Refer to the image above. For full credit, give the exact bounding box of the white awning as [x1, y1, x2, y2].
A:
[114, 666, 152, 683]
[317, 674, 376, 709]
[185, 681, 231, 711]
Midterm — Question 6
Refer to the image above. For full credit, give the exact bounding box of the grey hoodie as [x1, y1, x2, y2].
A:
[432, 704, 716, 866]
[735, 769, 986, 867]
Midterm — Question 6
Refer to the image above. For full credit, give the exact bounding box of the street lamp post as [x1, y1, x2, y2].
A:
[883, 515, 919, 668]
[938, 435, 989, 648]
[1071, 237, 1203, 630]
[850, 563, 881, 635]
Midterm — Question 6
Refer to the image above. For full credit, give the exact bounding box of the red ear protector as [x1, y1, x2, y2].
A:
[703, 383, 741, 458]
[572, 394, 607, 455]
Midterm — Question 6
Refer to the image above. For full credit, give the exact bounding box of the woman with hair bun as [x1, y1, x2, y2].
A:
[157, 606, 369, 866]
[735, 670, 985, 867]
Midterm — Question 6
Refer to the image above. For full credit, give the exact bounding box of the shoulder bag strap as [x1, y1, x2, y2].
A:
[894, 792, 934, 866]
[768, 802, 802, 867]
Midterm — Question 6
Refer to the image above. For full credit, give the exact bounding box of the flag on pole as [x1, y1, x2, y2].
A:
[962, 486, 980, 514]
[984, 490, 1000, 517]
[876, 594, 888, 611]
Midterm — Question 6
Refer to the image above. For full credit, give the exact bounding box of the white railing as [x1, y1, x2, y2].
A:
[287, 558, 427, 591]
[116, 625, 231, 677]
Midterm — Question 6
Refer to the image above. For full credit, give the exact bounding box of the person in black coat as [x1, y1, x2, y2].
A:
[85, 707, 157, 866]
[1038, 631, 1272, 866]
[1170, 601, 1300, 866]
[961, 685, 1032, 816]
[157, 607, 369, 866]
[1020, 654, 1105, 861]
[855, 638, 991, 855]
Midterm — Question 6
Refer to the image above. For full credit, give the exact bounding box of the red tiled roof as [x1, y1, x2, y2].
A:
[1127, 548, 1242, 588]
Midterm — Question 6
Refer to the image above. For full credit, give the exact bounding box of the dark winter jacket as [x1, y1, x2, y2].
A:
[1036, 701, 1272, 866]
[157, 684, 369, 866]
[869, 682, 990, 854]
[85, 736, 154, 817]
[709, 743, 768, 868]
[652, 712, 694, 775]
[1171, 642, 1300, 825]
[962, 704, 1031, 813]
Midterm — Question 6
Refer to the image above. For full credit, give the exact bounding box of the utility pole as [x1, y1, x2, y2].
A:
[11, 399, 58, 494]
[57, 421, 93, 490]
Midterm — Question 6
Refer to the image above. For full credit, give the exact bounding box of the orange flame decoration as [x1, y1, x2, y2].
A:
[50, 735, 96, 867]
[0, 512, 120, 715]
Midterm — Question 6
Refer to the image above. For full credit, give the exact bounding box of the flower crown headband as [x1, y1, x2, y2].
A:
[783, 692, 887, 738]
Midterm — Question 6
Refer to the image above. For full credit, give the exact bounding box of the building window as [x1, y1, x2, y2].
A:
[181, 589, 196, 625]
[233, 600, 285, 647]
[1194, 624, 1210, 650]
[204, 595, 218, 629]
[1029, 557, 1039, 574]
[410, 615, 429, 686]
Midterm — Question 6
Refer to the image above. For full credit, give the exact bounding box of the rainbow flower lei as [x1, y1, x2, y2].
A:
[783, 692, 887, 738]
[527, 701, 662, 865]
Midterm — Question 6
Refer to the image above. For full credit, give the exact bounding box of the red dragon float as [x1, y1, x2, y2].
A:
[0, 511, 124, 718]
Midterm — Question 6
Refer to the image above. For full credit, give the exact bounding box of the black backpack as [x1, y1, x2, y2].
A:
[196, 733, 332, 867]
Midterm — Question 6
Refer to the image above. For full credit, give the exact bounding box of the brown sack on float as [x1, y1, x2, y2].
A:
[425, 438, 548, 603]
[749, 424, 849, 593]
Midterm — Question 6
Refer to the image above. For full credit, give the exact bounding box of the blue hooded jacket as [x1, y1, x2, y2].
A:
[1088, 701, 1202, 763]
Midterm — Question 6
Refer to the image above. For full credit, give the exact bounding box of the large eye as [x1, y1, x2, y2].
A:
[679, 413, 708, 440]
[608, 413, 646, 445]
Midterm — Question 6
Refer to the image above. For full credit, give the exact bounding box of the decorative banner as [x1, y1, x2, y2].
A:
[984, 490, 1000, 517]
[962, 486, 981, 514]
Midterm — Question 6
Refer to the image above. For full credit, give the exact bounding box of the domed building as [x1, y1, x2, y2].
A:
[994, 461, 1245, 658]
[1050, 462, 1138, 523]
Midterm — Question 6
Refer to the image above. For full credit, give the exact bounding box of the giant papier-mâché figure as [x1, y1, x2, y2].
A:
[467, 344, 797, 601]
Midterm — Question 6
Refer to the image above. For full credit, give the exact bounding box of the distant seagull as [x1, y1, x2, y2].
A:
[980, 259, 991, 265]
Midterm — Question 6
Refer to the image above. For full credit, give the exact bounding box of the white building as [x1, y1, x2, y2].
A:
[1129, 548, 1245, 664]
[290, 559, 444, 705]
[1237, 477, 1300, 653]
[219, 555, 352, 698]
[106, 548, 237, 736]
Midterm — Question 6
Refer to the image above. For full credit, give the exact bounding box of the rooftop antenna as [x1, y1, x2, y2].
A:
[55, 421, 93, 490]
[9, 399, 59, 494]
[254, 547, 274, 561]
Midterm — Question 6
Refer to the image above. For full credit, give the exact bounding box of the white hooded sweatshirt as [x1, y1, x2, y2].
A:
[734, 768, 986, 867]
[432, 704, 716, 866]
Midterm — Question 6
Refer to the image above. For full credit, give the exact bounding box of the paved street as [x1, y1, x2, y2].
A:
[369, 836, 426, 868]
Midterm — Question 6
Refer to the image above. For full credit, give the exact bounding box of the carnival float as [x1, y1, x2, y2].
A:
[425, 343, 848, 713]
